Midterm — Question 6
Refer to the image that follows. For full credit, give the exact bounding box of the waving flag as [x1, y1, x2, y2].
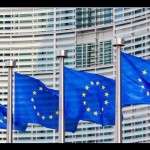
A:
[14, 72, 79, 133]
[64, 67, 116, 126]
[122, 52, 150, 106]
[0, 103, 27, 131]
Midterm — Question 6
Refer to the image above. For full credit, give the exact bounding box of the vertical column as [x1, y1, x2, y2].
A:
[113, 38, 124, 143]
[5, 60, 16, 143]
[56, 50, 67, 143]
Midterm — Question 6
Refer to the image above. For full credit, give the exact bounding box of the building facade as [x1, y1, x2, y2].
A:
[0, 7, 150, 143]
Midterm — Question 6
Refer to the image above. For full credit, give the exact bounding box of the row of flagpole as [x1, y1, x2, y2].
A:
[5, 37, 124, 143]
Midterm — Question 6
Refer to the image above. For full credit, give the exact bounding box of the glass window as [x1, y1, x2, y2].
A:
[135, 37, 142, 42]
[124, 12, 131, 17]
[115, 8, 123, 12]
[135, 9, 142, 14]
[115, 14, 123, 19]
[124, 8, 130, 10]
[100, 40, 112, 65]
[125, 40, 131, 44]
[135, 44, 142, 48]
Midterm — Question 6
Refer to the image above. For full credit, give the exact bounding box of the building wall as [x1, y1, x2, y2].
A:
[0, 7, 150, 143]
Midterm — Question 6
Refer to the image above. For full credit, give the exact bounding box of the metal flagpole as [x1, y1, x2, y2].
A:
[56, 50, 67, 143]
[113, 38, 124, 143]
[5, 60, 16, 143]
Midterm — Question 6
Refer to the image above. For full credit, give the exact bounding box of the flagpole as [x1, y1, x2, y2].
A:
[113, 38, 124, 143]
[5, 60, 16, 143]
[56, 50, 67, 143]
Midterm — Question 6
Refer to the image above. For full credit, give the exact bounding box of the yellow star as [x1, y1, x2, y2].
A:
[138, 78, 142, 82]
[141, 85, 145, 89]
[33, 91, 37, 95]
[39, 87, 43, 91]
[49, 115, 53, 119]
[142, 70, 147, 75]
[82, 92, 86, 97]
[85, 86, 89, 90]
[31, 98, 34, 102]
[90, 81, 94, 85]
[86, 107, 91, 112]
[146, 91, 150, 96]
[104, 100, 109, 105]
[101, 107, 104, 111]
[55, 111, 59, 115]
[94, 111, 98, 116]
[4, 116, 7, 120]
[102, 85, 105, 89]
[33, 105, 36, 109]
[0, 120, 3, 123]
[83, 101, 87, 105]
[42, 116, 45, 120]
[37, 112, 40, 116]
[96, 81, 100, 85]
[105, 92, 109, 97]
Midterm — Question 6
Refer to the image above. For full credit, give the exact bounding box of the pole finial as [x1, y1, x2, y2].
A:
[5, 60, 16, 68]
[56, 50, 67, 57]
[113, 38, 124, 47]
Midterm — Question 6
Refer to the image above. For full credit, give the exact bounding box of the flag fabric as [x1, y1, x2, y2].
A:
[0, 103, 8, 129]
[64, 67, 116, 126]
[122, 52, 150, 106]
[0, 103, 27, 131]
[14, 72, 79, 133]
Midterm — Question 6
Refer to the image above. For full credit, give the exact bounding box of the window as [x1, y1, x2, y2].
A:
[135, 9, 142, 14]
[135, 44, 142, 48]
[115, 14, 123, 19]
[124, 12, 131, 17]
[76, 41, 112, 68]
[100, 40, 112, 65]
[135, 37, 142, 42]
[115, 8, 123, 12]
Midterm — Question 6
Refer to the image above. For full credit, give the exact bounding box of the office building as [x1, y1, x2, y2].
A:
[0, 7, 150, 143]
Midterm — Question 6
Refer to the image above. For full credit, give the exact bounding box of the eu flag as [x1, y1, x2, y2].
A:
[0, 103, 27, 131]
[64, 67, 115, 126]
[0, 103, 8, 129]
[122, 52, 150, 106]
[14, 72, 79, 133]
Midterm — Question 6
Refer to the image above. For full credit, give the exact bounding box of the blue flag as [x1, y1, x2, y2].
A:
[14, 72, 79, 133]
[122, 52, 150, 106]
[0, 103, 8, 129]
[64, 67, 116, 126]
[0, 103, 27, 131]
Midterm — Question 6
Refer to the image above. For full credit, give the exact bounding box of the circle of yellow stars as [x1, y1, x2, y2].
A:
[0, 116, 7, 125]
[138, 69, 150, 96]
[82, 80, 109, 117]
[31, 86, 59, 121]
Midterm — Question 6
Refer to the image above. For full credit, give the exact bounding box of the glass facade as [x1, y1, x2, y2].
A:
[76, 40, 112, 68]
[0, 7, 150, 143]
[76, 8, 113, 29]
